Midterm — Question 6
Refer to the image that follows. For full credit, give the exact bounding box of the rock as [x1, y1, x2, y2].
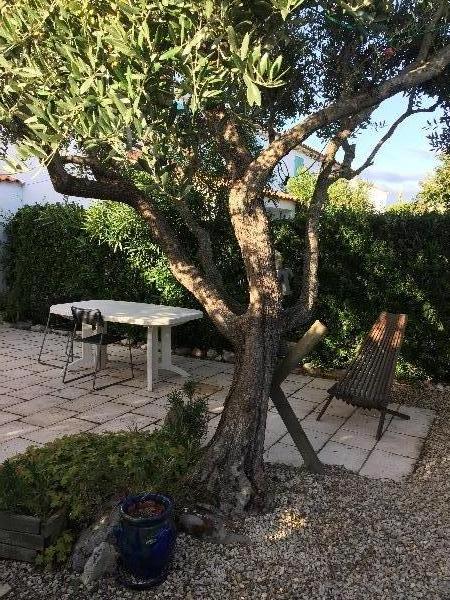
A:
[436, 383, 445, 391]
[30, 324, 46, 333]
[81, 542, 118, 588]
[177, 510, 251, 546]
[119, 338, 129, 346]
[191, 348, 204, 358]
[140, 343, 147, 351]
[206, 349, 218, 360]
[177, 513, 212, 538]
[222, 350, 235, 363]
[71, 508, 120, 573]
[0, 583, 11, 598]
[13, 321, 32, 330]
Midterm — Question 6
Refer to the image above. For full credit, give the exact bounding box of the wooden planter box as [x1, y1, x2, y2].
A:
[0, 510, 66, 562]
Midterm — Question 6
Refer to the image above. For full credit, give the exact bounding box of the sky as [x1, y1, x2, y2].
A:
[304, 93, 443, 204]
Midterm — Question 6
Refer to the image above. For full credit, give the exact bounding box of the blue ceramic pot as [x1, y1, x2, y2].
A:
[116, 492, 177, 587]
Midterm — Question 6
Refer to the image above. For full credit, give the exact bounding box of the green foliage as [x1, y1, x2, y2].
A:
[164, 381, 208, 444]
[0, 426, 201, 523]
[286, 169, 374, 211]
[274, 206, 450, 380]
[35, 531, 75, 569]
[0, 383, 207, 567]
[0, 202, 154, 323]
[413, 154, 450, 213]
[2, 200, 449, 379]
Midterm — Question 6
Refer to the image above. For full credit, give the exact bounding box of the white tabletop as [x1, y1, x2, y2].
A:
[50, 300, 203, 327]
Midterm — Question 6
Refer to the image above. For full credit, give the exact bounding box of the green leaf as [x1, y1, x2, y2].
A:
[240, 32, 250, 60]
[204, 0, 213, 19]
[160, 46, 181, 61]
[259, 52, 269, 76]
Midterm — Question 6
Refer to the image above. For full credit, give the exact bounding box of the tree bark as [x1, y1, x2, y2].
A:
[191, 311, 282, 512]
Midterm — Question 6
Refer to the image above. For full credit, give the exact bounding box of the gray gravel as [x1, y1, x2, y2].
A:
[1, 383, 449, 600]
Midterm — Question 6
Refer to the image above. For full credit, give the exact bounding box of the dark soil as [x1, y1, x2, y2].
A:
[127, 499, 165, 519]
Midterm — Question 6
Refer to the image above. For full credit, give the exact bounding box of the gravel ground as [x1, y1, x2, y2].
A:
[1, 383, 449, 600]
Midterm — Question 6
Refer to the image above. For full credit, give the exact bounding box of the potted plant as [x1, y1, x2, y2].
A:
[115, 492, 177, 589]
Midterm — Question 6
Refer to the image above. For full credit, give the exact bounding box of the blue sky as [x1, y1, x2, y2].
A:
[305, 94, 442, 203]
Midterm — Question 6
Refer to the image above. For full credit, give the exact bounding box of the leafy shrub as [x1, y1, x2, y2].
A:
[0, 427, 200, 523]
[2, 201, 449, 379]
[0, 202, 153, 323]
[274, 207, 450, 380]
[164, 381, 208, 443]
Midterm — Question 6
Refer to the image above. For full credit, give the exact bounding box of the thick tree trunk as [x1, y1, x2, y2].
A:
[192, 313, 282, 512]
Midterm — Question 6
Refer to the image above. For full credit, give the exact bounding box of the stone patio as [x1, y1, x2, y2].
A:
[0, 326, 435, 481]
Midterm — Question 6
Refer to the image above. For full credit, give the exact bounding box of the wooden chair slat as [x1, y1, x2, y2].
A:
[318, 312, 410, 440]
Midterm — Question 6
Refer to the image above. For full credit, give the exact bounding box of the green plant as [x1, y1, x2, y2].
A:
[35, 531, 75, 569]
[164, 381, 208, 444]
[0, 427, 201, 523]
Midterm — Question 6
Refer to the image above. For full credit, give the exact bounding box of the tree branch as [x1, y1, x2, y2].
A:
[242, 43, 450, 194]
[284, 117, 366, 332]
[205, 109, 253, 180]
[415, 1, 448, 65]
[338, 97, 440, 179]
[47, 154, 241, 340]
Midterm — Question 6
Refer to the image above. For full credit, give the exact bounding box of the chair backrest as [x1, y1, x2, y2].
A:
[71, 306, 104, 328]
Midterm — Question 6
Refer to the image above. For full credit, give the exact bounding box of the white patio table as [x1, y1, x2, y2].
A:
[50, 300, 203, 391]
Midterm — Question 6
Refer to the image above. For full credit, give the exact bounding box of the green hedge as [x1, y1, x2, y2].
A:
[1, 201, 449, 379]
[274, 207, 450, 380]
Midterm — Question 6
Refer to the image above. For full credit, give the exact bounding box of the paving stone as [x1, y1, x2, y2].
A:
[281, 380, 307, 396]
[0, 368, 37, 383]
[319, 441, 370, 471]
[307, 377, 336, 390]
[50, 386, 89, 400]
[290, 399, 318, 420]
[21, 407, 77, 427]
[8, 384, 57, 401]
[91, 414, 155, 433]
[0, 438, 38, 463]
[375, 430, 424, 459]
[388, 414, 432, 438]
[0, 395, 21, 409]
[77, 401, 130, 424]
[113, 393, 152, 408]
[341, 411, 392, 436]
[359, 449, 415, 481]
[316, 398, 356, 419]
[302, 413, 346, 435]
[0, 421, 40, 443]
[331, 429, 378, 451]
[21, 418, 95, 444]
[132, 403, 169, 420]
[265, 442, 304, 467]
[61, 394, 111, 412]
[280, 430, 330, 453]
[264, 412, 288, 448]
[291, 386, 330, 404]
[0, 412, 18, 426]
[7, 395, 67, 416]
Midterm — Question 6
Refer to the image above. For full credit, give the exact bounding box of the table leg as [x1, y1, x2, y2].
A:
[147, 326, 159, 391]
[160, 326, 190, 378]
[68, 322, 108, 371]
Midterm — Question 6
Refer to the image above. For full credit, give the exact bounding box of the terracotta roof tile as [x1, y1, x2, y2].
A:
[0, 174, 23, 185]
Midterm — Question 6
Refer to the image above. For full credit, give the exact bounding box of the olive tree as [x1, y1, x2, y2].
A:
[1, 0, 449, 510]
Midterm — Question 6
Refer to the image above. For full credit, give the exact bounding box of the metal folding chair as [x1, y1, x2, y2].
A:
[62, 306, 134, 391]
[38, 310, 73, 366]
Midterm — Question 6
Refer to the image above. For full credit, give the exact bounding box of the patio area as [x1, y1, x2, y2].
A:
[0, 325, 435, 481]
